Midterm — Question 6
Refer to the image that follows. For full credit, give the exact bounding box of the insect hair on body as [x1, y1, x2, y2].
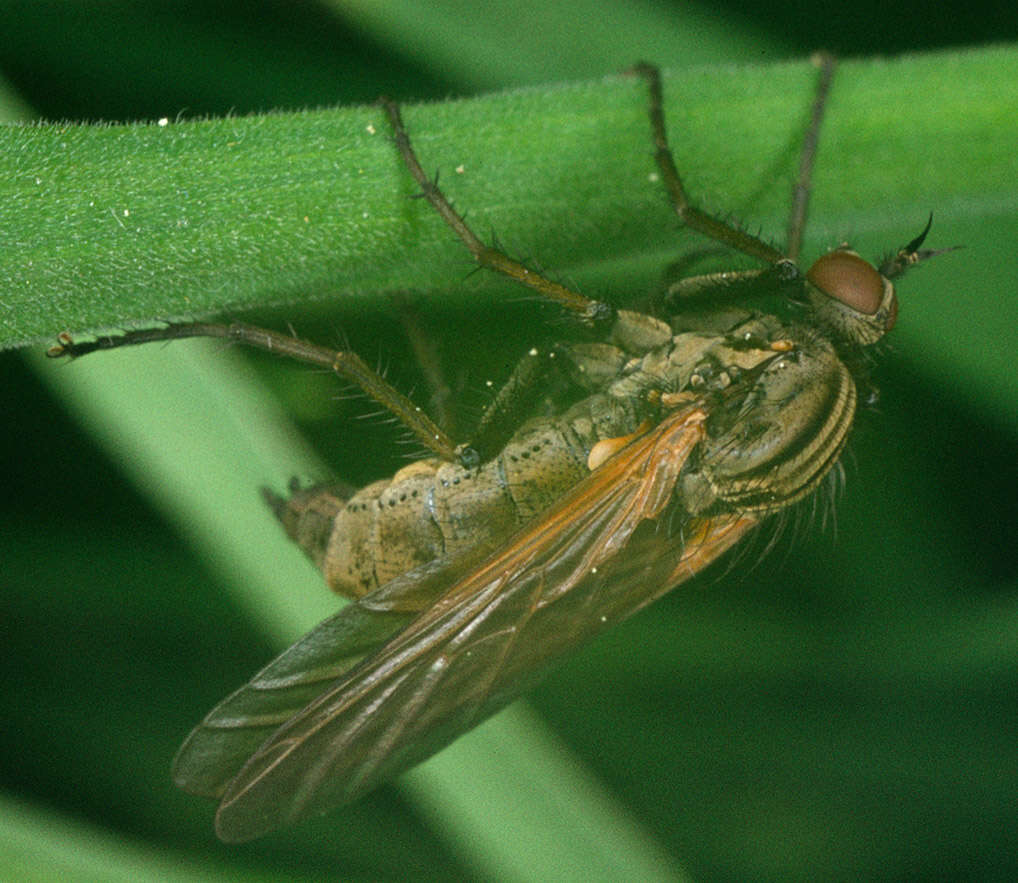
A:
[48, 57, 943, 842]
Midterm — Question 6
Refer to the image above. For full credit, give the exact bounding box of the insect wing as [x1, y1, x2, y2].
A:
[172, 535, 506, 800]
[178, 406, 754, 841]
[172, 602, 416, 799]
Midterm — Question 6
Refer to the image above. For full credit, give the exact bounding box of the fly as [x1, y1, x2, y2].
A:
[48, 56, 944, 841]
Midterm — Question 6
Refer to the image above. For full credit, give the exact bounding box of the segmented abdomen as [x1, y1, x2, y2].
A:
[275, 393, 640, 598]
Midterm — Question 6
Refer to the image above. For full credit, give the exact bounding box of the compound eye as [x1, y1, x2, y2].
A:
[806, 250, 884, 315]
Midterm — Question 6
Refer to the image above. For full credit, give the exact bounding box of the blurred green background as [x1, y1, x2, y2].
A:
[2, 2, 1017, 880]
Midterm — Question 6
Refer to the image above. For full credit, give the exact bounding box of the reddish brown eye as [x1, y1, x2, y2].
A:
[806, 250, 884, 315]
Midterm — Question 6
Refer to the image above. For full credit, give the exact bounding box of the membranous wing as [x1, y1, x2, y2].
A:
[173, 405, 755, 841]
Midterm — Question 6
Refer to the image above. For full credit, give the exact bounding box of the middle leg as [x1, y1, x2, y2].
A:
[378, 98, 615, 331]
